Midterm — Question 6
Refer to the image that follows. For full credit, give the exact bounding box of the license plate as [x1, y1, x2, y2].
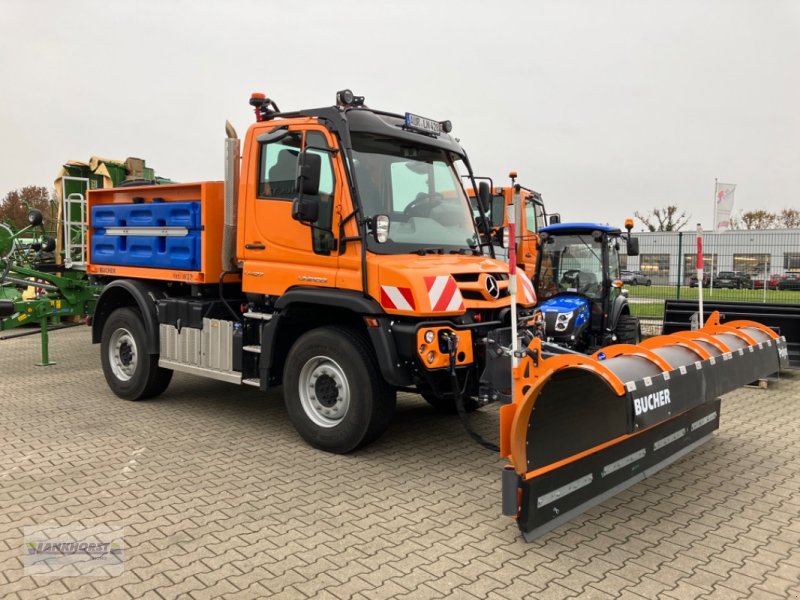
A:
[405, 113, 442, 135]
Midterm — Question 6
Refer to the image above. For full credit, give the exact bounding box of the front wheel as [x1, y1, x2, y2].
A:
[283, 327, 396, 453]
[615, 314, 641, 345]
[100, 307, 172, 400]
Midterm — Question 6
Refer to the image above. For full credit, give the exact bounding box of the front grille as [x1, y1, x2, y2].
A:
[454, 272, 510, 301]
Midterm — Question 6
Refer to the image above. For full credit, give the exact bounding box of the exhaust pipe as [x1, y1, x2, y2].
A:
[222, 120, 241, 271]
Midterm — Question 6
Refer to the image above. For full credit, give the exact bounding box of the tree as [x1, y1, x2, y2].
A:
[0, 186, 54, 230]
[777, 208, 800, 228]
[740, 210, 776, 230]
[634, 205, 690, 231]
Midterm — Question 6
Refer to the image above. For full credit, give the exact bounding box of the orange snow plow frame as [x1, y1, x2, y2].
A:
[496, 311, 789, 541]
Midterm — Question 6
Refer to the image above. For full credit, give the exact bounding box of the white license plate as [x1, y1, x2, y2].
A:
[405, 112, 441, 135]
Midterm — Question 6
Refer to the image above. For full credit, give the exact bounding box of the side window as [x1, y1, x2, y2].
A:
[258, 132, 302, 200]
[305, 131, 336, 255]
[491, 195, 505, 226]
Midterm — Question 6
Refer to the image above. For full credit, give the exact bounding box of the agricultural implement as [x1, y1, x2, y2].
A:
[0, 211, 99, 365]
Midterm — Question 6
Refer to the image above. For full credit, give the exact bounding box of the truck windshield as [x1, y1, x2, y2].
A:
[351, 133, 478, 254]
[536, 234, 604, 300]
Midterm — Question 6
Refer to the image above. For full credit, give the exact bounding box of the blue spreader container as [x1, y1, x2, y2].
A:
[91, 201, 202, 271]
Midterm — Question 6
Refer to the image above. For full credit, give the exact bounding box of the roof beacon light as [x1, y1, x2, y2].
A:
[624, 218, 634, 232]
[250, 92, 280, 122]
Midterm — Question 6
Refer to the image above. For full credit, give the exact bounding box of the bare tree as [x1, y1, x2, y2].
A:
[740, 210, 777, 230]
[0, 186, 55, 230]
[777, 208, 800, 228]
[634, 205, 691, 231]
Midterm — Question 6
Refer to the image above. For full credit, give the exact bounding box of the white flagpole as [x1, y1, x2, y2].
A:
[697, 223, 704, 328]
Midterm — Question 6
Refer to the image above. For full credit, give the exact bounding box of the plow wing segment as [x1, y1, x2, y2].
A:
[498, 312, 788, 541]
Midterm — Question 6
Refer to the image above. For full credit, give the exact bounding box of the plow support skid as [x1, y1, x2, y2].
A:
[498, 312, 789, 541]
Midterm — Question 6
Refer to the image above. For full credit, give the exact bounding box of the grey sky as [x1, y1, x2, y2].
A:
[2, 0, 798, 230]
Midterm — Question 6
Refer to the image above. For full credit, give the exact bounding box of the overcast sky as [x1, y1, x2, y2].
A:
[1, 0, 798, 230]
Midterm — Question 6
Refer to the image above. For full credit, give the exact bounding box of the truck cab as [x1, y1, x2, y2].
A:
[467, 177, 551, 278]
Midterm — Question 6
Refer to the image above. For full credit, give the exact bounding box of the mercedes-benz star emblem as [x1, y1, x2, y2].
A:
[485, 275, 500, 299]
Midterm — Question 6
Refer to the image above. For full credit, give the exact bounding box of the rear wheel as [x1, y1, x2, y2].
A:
[100, 307, 172, 400]
[283, 327, 396, 453]
[645, 279, 652, 286]
[615, 314, 641, 345]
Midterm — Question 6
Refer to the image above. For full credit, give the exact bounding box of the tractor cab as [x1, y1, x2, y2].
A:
[533, 221, 640, 352]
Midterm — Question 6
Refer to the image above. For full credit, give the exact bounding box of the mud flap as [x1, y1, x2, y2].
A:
[494, 312, 789, 541]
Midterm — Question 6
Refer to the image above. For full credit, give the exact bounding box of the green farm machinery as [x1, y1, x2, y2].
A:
[0, 156, 173, 364]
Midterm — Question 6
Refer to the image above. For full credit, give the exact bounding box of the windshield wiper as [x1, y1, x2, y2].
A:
[412, 248, 445, 255]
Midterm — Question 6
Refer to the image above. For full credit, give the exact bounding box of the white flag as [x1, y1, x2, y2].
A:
[714, 182, 736, 231]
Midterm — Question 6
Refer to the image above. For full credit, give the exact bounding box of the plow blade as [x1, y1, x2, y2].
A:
[498, 312, 789, 541]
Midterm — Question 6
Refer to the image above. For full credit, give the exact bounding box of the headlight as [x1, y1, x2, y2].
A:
[424, 330, 435, 343]
[557, 311, 574, 322]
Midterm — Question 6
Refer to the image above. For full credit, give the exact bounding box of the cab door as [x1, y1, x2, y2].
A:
[240, 124, 341, 296]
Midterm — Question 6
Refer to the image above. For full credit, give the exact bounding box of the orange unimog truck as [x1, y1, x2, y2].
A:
[87, 90, 537, 453]
[468, 173, 554, 278]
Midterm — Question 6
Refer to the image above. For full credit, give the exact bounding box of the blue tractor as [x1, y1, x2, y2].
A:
[532, 221, 641, 352]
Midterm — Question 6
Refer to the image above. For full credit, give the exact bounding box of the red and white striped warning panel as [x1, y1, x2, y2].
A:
[519, 274, 536, 305]
[380, 285, 416, 311]
[424, 275, 465, 312]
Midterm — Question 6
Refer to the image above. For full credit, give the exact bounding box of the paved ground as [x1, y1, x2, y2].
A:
[1, 327, 799, 599]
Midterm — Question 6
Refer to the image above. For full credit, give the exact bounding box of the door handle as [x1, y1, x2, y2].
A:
[245, 243, 266, 250]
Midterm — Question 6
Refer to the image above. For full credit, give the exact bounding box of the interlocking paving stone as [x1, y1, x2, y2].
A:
[1, 327, 798, 598]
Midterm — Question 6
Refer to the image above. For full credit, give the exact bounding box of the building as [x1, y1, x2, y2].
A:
[621, 229, 800, 286]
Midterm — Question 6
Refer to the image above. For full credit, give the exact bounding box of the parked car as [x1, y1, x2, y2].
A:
[734, 271, 753, 288]
[620, 270, 652, 286]
[689, 273, 711, 288]
[715, 271, 750, 289]
[752, 274, 782, 290]
[777, 273, 800, 291]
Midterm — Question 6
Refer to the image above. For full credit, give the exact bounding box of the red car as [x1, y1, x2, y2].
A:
[752, 274, 782, 290]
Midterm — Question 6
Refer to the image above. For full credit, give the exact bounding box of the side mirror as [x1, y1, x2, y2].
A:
[296, 151, 321, 196]
[478, 181, 491, 214]
[627, 237, 640, 256]
[291, 198, 319, 223]
[495, 226, 506, 248]
[549, 214, 561, 225]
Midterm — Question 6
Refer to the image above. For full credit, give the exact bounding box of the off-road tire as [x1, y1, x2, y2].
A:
[283, 326, 396, 453]
[100, 307, 172, 400]
[615, 314, 641, 345]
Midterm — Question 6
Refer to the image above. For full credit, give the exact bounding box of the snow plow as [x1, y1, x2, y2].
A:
[484, 311, 789, 541]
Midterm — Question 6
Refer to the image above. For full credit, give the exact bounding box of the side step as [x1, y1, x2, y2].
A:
[243, 311, 273, 321]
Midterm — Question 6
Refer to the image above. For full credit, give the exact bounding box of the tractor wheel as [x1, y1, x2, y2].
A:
[283, 327, 396, 453]
[615, 314, 641, 345]
[419, 384, 481, 414]
[100, 307, 172, 400]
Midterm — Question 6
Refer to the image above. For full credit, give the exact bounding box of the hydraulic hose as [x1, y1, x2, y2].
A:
[445, 332, 499, 452]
